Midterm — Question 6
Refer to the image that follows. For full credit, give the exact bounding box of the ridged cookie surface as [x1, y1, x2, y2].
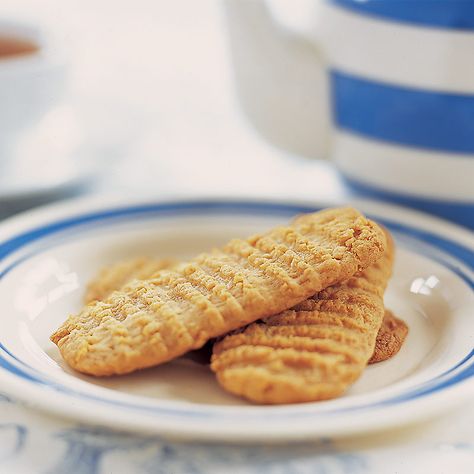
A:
[85, 258, 177, 303]
[51, 207, 386, 376]
[84, 259, 407, 365]
[211, 232, 394, 404]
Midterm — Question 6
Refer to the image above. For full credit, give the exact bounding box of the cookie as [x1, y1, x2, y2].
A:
[50, 207, 386, 376]
[211, 231, 394, 404]
[85, 257, 177, 303]
[183, 310, 408, 368]
[85, 260, 407, 365]
[368, 309, 408, 364]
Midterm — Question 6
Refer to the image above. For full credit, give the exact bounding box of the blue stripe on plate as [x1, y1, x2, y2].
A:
[0, 201, 299, 263]
[0, 338, 472, 419]
[331, 0, 474, 30]
[0, 201, 472, 419]
[331, 70, 474, 154]
[342, 174, 474, 231]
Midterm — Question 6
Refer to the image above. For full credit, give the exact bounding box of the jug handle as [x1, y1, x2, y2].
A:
[223, 0, 330, 159]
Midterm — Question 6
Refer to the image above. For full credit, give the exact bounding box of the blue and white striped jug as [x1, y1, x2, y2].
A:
[225, 0, 474, 229]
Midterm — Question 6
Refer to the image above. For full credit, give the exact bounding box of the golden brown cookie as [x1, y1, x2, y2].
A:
[183, 310, 408, 368]
[368, 309, 408, 364]
[85, 258, 177, 303]
[51, 207, 386, 376]
[211, 231, 394, 404]
[85, 260, 407, 365]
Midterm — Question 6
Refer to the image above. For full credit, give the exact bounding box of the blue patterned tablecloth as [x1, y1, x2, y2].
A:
[0, 392, 473, 474]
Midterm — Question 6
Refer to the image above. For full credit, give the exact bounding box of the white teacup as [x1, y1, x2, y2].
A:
[0, 19, 66, 159]
[224, 1, 474, 229]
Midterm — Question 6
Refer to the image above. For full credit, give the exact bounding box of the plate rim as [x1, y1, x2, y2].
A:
[0, 196, 473, 440]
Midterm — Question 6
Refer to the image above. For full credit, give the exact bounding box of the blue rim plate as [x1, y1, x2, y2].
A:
[0, 197, 472, 441]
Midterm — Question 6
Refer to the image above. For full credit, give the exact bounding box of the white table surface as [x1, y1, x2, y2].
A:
[0, 1, 472, 472]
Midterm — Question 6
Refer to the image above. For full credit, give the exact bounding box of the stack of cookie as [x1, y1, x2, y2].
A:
[51, 208, 407, 404]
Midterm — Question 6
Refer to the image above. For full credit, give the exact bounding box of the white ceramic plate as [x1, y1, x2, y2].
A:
[0, 198, 472, 442]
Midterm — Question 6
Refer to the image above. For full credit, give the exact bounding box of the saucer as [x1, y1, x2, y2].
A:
[0, 106, 98, 202]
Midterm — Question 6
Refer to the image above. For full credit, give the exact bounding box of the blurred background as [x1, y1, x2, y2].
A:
[0, 0, 343, 220]
[0, 0, 472, 227]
